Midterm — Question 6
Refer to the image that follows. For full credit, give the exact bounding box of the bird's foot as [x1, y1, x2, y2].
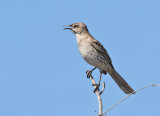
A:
[92, 84, 97, 86]
[93, 84, 100, 93]
[86, 70, 92, 78]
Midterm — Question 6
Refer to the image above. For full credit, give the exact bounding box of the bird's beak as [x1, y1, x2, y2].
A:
[63, 25, 72, 30]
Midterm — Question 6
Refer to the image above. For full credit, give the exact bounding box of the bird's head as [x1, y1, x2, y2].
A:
[64, 22, 88, 34]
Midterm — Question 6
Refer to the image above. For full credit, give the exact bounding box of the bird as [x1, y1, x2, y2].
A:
[64, 22, 134, 94]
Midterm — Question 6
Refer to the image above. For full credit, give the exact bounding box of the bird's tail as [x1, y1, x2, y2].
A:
[108, 69, 135, 94]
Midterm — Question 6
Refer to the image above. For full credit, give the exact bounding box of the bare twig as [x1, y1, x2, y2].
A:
[99, 82, 105, 95]
[101, 84, 160, 115]
[86, 71, 105, 116]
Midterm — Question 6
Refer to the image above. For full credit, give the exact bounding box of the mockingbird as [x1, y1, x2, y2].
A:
[64, 22, 134, 94]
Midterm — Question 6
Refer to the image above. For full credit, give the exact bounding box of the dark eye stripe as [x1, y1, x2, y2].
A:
[73, 25, 79, 28]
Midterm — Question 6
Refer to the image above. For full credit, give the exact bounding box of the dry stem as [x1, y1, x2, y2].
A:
[101, 84, 160, 115]
[86, 71, 106, 116]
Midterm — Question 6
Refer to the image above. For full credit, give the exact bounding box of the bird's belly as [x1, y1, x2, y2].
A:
[78, 45, 103, 68]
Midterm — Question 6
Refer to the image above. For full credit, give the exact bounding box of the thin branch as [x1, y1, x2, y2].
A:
[99, 82, 105, 95]
[101, 84, 160, 115]
[86, 71, 105, 116]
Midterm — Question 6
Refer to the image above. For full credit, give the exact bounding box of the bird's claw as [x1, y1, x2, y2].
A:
[92, 84, 97, 86]
[93, 84, 100, 93]
[86, 70, 92, 78]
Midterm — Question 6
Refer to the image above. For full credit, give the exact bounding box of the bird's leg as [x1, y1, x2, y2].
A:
[86, 67, 97, 78]
[93, 71, 103, 93]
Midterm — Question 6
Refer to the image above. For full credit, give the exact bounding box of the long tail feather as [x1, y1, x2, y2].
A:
[109, 69, 135, 94]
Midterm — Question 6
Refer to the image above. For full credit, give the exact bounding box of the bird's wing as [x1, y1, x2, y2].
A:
[91, 39, 114, 69]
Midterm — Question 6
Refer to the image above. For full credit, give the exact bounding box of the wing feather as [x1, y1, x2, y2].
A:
[91, 39, 114, 69]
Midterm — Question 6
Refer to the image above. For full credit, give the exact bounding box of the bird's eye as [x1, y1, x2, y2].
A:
[73, 25, 79, 28]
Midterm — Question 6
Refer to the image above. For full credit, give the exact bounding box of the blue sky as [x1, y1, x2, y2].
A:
[0, 0, 160, 116]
